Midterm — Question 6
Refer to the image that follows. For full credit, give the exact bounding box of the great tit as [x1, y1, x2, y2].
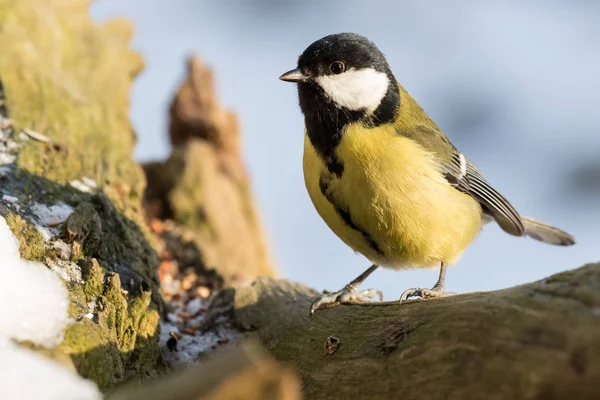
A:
[279, 33, 575, 314]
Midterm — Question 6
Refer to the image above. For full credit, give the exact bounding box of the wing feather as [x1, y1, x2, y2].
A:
[397, 123, 525, 236]
[443, 152, 524, 236]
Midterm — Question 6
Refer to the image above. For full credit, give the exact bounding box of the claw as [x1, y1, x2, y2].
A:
[399, 288, 421, 302]
[399, 287, 451, 303]
[310, 288, 383, 316]
[310, 294, 341, 315]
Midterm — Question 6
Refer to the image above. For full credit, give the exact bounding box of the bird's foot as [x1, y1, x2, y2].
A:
[399, 286, 454, 303]
[311, 287, 382, 315]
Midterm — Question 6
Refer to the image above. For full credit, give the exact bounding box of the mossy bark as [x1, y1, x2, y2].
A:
[0, 0, 163, 391]
[0, 0, 144, 198]
[233, 264, 600, 400]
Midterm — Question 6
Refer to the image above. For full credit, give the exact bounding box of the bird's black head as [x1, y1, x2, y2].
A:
[280, 33, 399, 125]
[280, 33, 400, 170]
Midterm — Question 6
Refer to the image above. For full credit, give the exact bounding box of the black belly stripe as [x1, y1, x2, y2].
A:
[335, 207, 383, 255]
[319, 174, 383, 256]
[325, 155, 344, 177]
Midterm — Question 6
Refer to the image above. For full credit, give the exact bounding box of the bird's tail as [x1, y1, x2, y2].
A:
[521, 216, 575, 246]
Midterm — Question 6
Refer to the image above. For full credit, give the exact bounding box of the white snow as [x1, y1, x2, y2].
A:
[166, 312, 179, 324]
[159, 317, 241, 367]
[47, 260, 82, 283]
[186, 298, 204, 315]
[68, 177, 97, 192]
[30, 202, 73, 227]
[52, 240, 73, 260]
[29, 202, 73, 242]
[36, 226, 53, 242]
[0, 152, 16, 165]
[0, 165, 10, 177]
[0, 215, 101, 399]
[2, 195, 18, 203]
[0, 340, 101, 400]
[82, 177, 98, 189]
[69, 180, 93, 193]
[48, 260, 82, 283]
[160, 321, 220, 366]
[0, 216, 69, 346]
[48, 263, 71, 282]
[159, 294, 240, 368]
[0, 120, 18, 165]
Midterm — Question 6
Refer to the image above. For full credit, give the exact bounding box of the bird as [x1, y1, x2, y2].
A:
[279, 33, 575, 315]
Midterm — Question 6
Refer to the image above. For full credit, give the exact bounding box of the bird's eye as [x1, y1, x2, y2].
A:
[329, 61, 345, 75]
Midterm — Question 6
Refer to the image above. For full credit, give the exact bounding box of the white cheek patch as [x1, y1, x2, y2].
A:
[316, 68, 390, 111]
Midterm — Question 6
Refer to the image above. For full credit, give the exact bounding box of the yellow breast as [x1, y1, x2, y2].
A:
[303, 123, 483, 269]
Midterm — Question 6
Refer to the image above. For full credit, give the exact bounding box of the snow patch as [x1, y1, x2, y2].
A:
[52, 240, 73, 260]
[0, 117, 18, 165]
[0, 340, 101, 400]
[159, 320, 238, 367]
[29, 202, 73, 242]
[48, 260, 82, 283]
[0, 216, 69, 347]
[186, 298, 204, 315]
[0, 165, 11, 177]
[82, 177, 97, 189]
[2, 195, 18, 203]
[69, 178, 97, 193]
[0, 216, 101, 398]
[158, 294, 240, 368]
[30, 202, 73, 228]
[0, 152, 16, 165]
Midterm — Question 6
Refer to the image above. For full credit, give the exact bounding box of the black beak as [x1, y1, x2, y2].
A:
[279, 68, 308, 83]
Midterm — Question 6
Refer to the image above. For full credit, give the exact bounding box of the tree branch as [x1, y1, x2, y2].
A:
[233, 263, 600, 400]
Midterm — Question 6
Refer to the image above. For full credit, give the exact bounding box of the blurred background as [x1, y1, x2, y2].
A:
[92, 0, 599, 298]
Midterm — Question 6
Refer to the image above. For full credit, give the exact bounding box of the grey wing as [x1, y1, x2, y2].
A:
[443, 152, 525, 236]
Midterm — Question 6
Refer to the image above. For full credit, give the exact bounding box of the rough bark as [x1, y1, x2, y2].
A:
[233, 263, 600, 400]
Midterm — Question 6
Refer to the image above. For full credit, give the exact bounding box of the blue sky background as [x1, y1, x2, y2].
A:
[92, 0, 599, 299]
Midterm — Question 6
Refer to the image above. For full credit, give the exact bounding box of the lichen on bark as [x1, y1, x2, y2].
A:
[0, 0, 164, 391]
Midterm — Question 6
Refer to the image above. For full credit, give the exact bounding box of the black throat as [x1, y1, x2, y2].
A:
[299, 75, 400, 177]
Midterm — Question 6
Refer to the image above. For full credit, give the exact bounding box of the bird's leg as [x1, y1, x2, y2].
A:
[399, 262, 453, 303]
[311, 264, 381, 315]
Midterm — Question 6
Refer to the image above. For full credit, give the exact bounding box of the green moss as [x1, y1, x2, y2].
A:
[133, 309, 162, 374]
[67, 258, 106, 318]
[98, 271, 161, 364]
[102, 274, 131, 349]
[68, 284, 89, 319]
[61, 269, 162, 392]
[129, 289, 152, 330]
[4, 213, 57, 260]
[0, 0, 160, 283]
[80, 258, 106, 300]
[0, 2, 144, 197]
[62, 320, 125, 391]
[0, 0, 164, 390]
